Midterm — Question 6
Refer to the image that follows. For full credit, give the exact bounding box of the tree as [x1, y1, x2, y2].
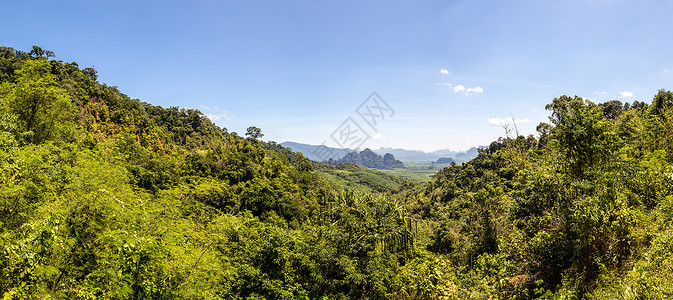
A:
[245, 126, 263, 140]
[650, 89, 673, 115]
[546, 95, 612, 177]
[599, 100, 623, 119]
[28, 45, 54, 59]
[0, 59, 74, 143]
[0, 47, 28, 83]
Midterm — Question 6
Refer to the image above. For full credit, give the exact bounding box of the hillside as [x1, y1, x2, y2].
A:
[434, 157, 456, 164]
[313, 162, 412, 194]
[3, 46, 673, 299]
[392, 95, 673, 298]
[280, 141, 356, 161]
[0, 47, 416, 299]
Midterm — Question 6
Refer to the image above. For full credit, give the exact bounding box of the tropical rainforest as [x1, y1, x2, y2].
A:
[1, 46, 673, 299]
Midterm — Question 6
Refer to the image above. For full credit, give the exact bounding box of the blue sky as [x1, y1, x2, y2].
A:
[3, 0, 673, 151]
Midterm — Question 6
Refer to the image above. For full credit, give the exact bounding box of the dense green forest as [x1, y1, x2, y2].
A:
[1, 46, 673, 299]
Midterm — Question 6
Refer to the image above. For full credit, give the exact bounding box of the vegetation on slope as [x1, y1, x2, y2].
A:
[395, 93, 673, 298]
[0, 46, 419, 299]
[314, 162, 413, 194]
[2, 46, 673, 299]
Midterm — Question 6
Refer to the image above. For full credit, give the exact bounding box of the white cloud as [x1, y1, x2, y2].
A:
[487, 117, 530, 125]
[452, 85, 483, 96]
[206, 112, 232, 121]
[440, 68, 449, 75]
[197, 105, 232, 121]
[619, 91, 634, 97]
[466, 86, 484, 95]
[439, 82, 484, 96]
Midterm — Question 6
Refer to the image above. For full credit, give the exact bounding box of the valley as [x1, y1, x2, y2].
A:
[2, 46, 673, 299]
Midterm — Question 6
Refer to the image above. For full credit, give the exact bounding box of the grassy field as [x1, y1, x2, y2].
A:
[378, 161, 452, 183]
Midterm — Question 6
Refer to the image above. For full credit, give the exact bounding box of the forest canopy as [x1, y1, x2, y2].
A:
[2, 46, 673, 299]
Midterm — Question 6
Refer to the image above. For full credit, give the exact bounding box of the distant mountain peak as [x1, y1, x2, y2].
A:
[329, 149, 403, 169]
[282, 141, 483, 163]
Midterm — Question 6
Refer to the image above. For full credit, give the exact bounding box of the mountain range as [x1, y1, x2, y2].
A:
[281, 141, 484, 163]
[328, 148, 404, 169]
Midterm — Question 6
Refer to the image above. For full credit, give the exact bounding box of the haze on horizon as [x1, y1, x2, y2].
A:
[3, 0, 673, 152]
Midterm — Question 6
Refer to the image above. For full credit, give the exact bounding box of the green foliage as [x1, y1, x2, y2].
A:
[0, 47, 29, 83]
[245, 126, 263, 140]
[320, 191, 416, 256]
[399, 92, 673, 298]
[262, 141, 314, 172]
[1, 59, 75, 144]
[315, 162, 410, 194]
[4, 45, 673, 299]
[547, 96, 615, 177]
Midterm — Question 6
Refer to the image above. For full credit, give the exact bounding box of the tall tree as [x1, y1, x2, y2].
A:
[245, 126, 263, 140]
[0, 58, 74, 143]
